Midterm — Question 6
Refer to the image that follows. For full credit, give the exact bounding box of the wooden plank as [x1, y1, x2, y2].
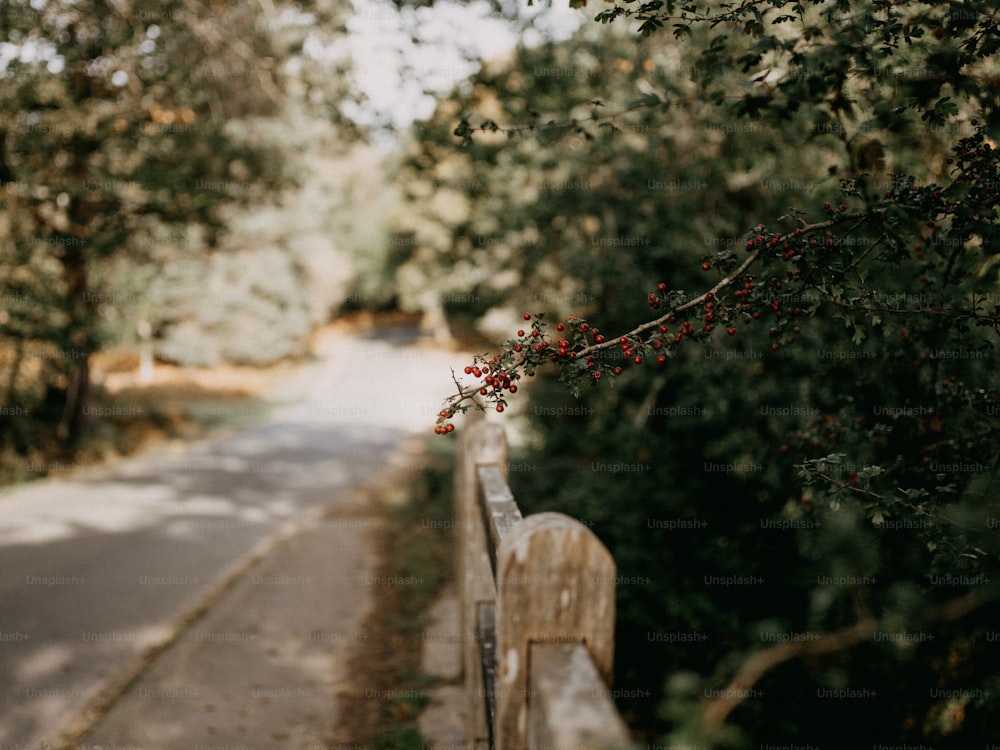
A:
[477, 464, 522, 579]
[494, 513, 619, 750]
[529, 641, 634, 750]
[454, 414, 506, 747]
[477, 602, 497, 750]
[457, 417, 508, 748]
[465, 415, 509, 480]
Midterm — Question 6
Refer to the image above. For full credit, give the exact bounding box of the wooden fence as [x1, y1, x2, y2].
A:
[456, 414, 634, 750]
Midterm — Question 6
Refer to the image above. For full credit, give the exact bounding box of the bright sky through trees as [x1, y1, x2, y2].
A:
[341, 0, 583, 133]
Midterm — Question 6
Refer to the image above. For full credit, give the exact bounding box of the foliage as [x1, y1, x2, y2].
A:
[0, 0, 282, 445]
[0, 0, 362, 456]
[394, 3, 999, 746]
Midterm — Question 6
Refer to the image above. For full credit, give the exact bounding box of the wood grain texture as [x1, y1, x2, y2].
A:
[458, 418, 630, 750]
[457, 414, 506, 747]
[529, 641, 633, 750]
[495, 512, 618, 750]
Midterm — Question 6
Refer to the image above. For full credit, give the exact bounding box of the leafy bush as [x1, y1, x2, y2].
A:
[398, 3, 1000, 746]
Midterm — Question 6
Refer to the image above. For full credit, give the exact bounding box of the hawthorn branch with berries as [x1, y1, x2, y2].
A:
[436, 127, 998, 436]
[434, 212, 861, 433]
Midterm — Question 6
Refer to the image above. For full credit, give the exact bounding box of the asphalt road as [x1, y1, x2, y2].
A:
[0, 326, 470, 749]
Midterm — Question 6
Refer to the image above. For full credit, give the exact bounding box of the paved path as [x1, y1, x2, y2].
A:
[0, 326, 469, 749]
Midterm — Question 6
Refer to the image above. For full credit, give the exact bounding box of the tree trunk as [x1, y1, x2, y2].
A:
[58, 247, 93, 445]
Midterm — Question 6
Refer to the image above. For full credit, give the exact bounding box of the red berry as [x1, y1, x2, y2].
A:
[517, 329, 525, 337]
[613, 367, 622, 375]
[523, 313, 532, 320]
[556, 323, 565, 332]
[464, 366, 473, 374]
[727, 327, 736, 336]
[839, 204, 847, 212]
[595, 335, 605, 343]
[496, 404, 505, 413]
[701, 262, 711, 271]
[658, 282, 667, 291]
[657, 354, 666, 363]
[580, 323, 590, 333]
[634, 356, 643, 364]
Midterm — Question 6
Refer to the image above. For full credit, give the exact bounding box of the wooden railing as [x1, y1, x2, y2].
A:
[456, 414, 634, 750]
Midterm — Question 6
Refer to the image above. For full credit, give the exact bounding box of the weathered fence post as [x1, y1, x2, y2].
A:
[496, 513, 626, 750]
[457, 417, 633, 750]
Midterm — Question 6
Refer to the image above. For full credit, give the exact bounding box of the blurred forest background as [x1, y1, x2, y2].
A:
[2, 0, 1000, 747]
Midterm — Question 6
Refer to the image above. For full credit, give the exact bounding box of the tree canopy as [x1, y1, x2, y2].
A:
[0, 0, 367, 467]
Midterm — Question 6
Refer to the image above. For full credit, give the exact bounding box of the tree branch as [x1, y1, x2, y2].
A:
[701, 617, 877, 730]
[701, 588, 987, 731]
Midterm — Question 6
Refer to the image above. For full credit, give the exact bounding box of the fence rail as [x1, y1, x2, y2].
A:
[456, 414, 633, 750]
